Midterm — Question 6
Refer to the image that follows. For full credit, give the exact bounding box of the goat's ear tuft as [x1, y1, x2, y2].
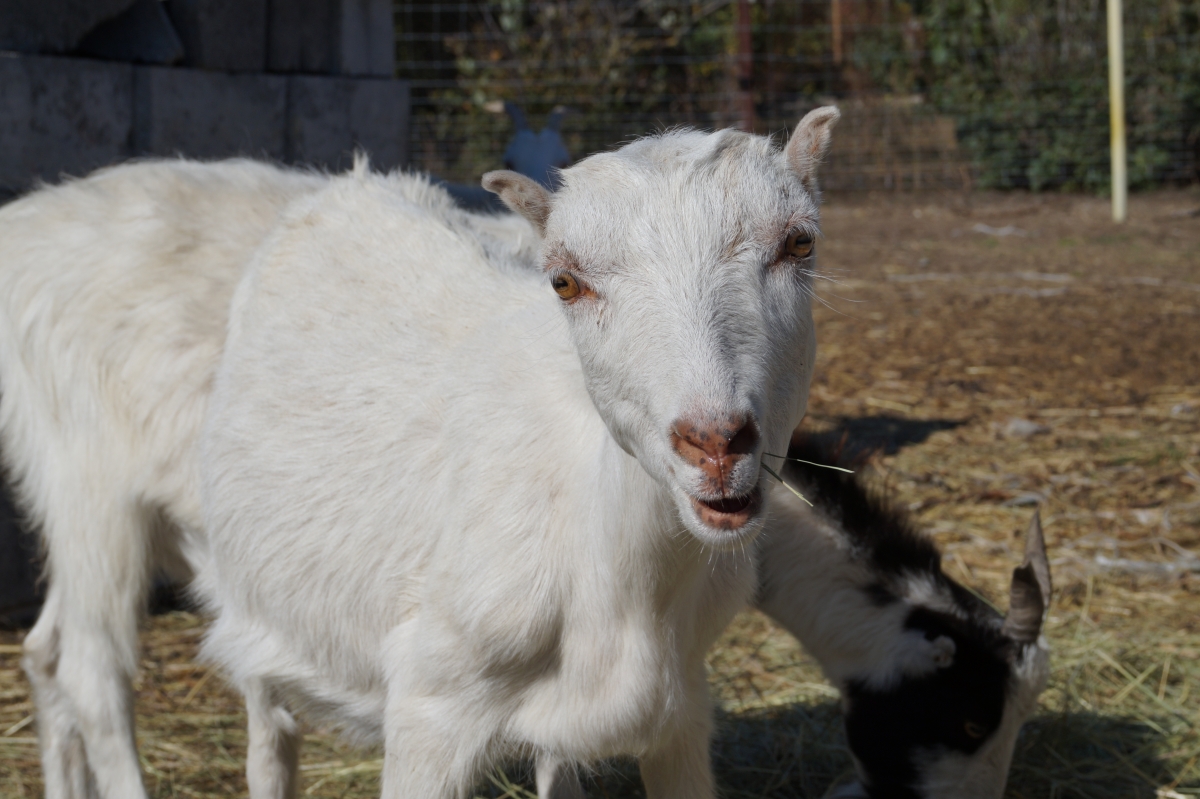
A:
[482, 170, 552, 236]
[786, 106, 841, 191]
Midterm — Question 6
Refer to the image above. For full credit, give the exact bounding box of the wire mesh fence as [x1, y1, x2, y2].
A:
[394, 0, 1200, 192]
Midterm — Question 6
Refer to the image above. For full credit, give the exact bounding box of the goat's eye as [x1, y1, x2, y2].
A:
[964, 721, 987, 739]
[785, 231, 814, 259]
[551, 272, 582, 300]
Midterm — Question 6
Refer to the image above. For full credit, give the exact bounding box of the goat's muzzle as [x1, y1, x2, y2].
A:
[689, 485, 763, 530]
[672, 414, 762, 529]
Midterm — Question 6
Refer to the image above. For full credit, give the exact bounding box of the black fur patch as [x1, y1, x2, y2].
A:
[781, 437, 1017, 797]
[864, 581, 898, 607]
[842, 606, 1011, 798]
[780, 438, 1003, 625]
[780, 438, 941, 580]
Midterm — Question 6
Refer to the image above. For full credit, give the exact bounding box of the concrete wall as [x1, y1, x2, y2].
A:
[0, 53, 410, 195]
[0, 0, 139, 54]
[288, 74, 409, 171]
[268, 0, 394, 77]
[2, 0, 395, 77]
[0, 54, 133, 191]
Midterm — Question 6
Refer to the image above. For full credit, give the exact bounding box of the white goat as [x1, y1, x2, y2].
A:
[0, 157, 539, 799]
[194, 103, 1051, 799]
[1, 110, 837, 798]
[194, 110, 839, 799]
[0, 159, 325, 799]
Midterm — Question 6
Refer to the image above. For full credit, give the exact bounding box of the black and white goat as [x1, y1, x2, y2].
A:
[537, 438, 1051, 799]
[756, 439, 1051, 798]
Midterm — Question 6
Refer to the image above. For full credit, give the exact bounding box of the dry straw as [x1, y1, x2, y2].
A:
[2, 580, 1196, 799]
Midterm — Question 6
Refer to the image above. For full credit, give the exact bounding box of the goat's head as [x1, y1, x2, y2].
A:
[484, 107, 840, 549]
[835, 513, 1052, 799]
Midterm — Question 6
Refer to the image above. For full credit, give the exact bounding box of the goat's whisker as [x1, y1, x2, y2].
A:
[762, 453, 854, 473]
[761, 463, 814, 506]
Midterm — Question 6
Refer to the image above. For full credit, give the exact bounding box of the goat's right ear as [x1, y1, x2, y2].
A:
[786, 106, 841, 191]
[482, 170, 552, 236]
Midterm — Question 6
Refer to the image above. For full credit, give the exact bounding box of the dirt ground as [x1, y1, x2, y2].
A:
[1, 188, 1198, 798]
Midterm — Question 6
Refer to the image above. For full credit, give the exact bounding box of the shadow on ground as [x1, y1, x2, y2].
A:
[485, 705, 1189, 799]
[798, 415, 966, 460]
[1008, 712, 1191, 799]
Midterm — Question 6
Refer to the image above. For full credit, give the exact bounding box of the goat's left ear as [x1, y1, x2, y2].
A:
[1003, 511, 1052, 644]
[786, 106, 841, 190]
[482, 170, 553, 236]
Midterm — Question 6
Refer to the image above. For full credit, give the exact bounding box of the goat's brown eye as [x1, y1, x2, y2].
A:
[786, 231, 814, 259]
[964, 721, 987, 739]
[551, 272, 582, 300]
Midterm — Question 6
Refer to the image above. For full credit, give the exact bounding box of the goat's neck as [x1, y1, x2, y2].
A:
[755, 488, 914, 689]
[586, 434, 754, 636]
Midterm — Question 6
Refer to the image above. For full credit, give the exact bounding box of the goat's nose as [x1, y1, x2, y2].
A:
[671, 414, 760, 493]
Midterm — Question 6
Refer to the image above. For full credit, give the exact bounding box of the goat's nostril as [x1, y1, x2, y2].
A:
[727, 420, 759, 456]
[671, 415, 759, 465]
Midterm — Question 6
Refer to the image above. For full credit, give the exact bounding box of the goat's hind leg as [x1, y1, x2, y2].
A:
[24, 499, 152, 799]
[22, 589, 93, 799]
[245, 680, 301, 799]
[536, 754, 585, 799]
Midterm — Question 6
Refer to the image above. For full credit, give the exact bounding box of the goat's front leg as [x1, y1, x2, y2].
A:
[638, 720, 715, 799]
[244, 680, 300, 799]
[380, 695, 494, 799]
[380, 634, 499, 799]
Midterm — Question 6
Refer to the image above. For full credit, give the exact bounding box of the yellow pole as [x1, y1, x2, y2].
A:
[1107, 0, 1126, 222]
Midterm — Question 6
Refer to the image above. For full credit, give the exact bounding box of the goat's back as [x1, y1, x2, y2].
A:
[0, 159, 326, 546]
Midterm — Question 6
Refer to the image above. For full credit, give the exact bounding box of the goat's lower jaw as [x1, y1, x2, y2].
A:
[691, 485, 763, 530]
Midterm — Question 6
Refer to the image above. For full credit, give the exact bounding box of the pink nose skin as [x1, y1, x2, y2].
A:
[671, 412, 759, 485]
[671, 415, 762, 529]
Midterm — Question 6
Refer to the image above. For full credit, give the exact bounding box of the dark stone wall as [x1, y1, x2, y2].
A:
[0, 54, 410, 195]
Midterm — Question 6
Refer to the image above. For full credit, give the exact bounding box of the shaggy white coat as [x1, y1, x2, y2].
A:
[0, 158, 540, 799]
[0, 114, 1046, 799]
[195, 115, 836, 799]
[1, 108, 840, 799]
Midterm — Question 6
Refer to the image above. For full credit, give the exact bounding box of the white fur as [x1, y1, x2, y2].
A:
[0, 111, 837, 799]
[196, 126, 826, 799]
[0, 159, 327, 799]
[0, 158, 542, 799]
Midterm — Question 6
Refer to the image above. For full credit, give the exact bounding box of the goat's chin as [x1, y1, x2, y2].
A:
[676, 484, 766, 549]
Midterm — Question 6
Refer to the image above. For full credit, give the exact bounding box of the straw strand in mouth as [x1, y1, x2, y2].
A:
[762, 452, 855, 473]
[761, 462, 813, 507]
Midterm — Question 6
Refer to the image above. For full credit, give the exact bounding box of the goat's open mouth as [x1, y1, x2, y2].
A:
[690, 485, 763, 530]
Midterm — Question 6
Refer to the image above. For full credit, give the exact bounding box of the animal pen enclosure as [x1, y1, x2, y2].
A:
[394, 0, 1200, 192]
[0, 1, 1198, 797]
